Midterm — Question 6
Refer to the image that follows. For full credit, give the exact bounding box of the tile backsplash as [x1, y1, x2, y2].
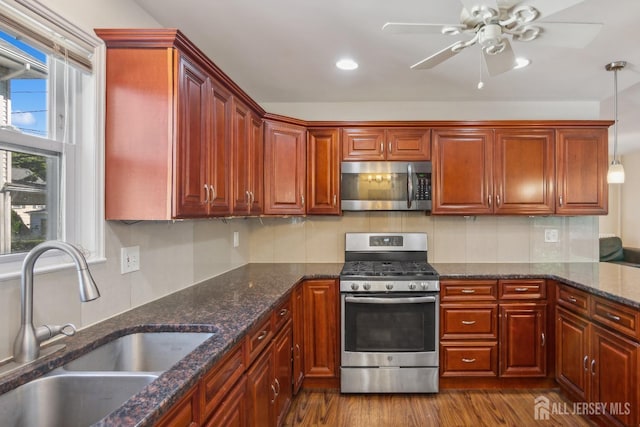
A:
[248, 212, 599, 263]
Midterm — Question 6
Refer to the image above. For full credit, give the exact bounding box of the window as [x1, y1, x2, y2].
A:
[0, 0, 104, 277]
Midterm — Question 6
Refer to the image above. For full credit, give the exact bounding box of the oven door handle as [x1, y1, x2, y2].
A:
[344, 295, 437, 304]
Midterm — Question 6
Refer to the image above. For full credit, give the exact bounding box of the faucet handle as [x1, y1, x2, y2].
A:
[35, 323, 77, 343]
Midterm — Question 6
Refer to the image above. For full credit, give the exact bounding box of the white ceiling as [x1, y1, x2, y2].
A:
[133, 0, 640, 153]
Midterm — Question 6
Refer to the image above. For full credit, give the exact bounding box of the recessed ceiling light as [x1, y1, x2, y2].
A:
[514, 57, 531, 69]
[336, 58, 358, 71]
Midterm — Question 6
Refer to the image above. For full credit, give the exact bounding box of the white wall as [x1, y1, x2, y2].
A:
[620, 150, 640, 247]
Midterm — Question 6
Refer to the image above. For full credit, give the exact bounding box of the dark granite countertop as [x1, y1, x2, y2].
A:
[0, 261, 639, 426]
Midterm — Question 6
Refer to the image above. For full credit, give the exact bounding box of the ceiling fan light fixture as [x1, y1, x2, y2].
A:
[511, 5, 539, 25]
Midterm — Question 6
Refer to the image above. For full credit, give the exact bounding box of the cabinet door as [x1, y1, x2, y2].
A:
[264, 121, 306, 214]
[499, 303, 547, 377]
[204, 376, 247, 427]
[273, 322, 293, 427]
[155, 384, 200, 427]
[591, 325, 639, 427]
[493, 129, 555, 215]
[556, 307, 590, 402]
[246, 342, 274, 427]
[303, 279, 340, 385]
[292, 285, 305, 395]
[175, 56, 210, 218]
[432, 128, 494, 214]
[232, 99, 251, 214]
[208, 81, 232, 215]
[307, 128, 341, 214]
[342, 128, 385, 160]
[386, 128, 430, 161]
[556, 128, 608, 215]
[249, 113, 264, 215]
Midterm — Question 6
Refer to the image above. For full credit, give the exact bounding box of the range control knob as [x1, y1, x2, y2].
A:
[420, 282, 429, 290]
[363, 283, 371, 291]
[408, 282, 417, 290]
[350, 283, 359, 291]
[385, 283, 394, 290]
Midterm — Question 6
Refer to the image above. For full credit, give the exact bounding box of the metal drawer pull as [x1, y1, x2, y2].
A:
[568, 296, 578, 303]
[541, 332, 546, 347]
[203, 185, 209, 203]
[279, 308, 288, 317]
[514, 287, 528, 292]
[461, 289, 475, 294]
[605, 312, 621, 322]
[257, 330, 268, 341]
[583, 355, 588, 371]
[461, 358, 476, 363]
[591, 359, 596, 375]
[271, 384, 277, 403]
[461, 320, 476, 325]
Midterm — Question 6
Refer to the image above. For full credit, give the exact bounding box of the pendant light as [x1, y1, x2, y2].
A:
[605, 61, 626, 184]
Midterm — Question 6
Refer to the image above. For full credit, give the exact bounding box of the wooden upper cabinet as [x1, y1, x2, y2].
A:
[97, 29, 239, 220]
[493, 129, 555, 215]
[432, 128, 493, 214]
[556, 128, 608, 215]
[342, 128, 430, 161]
[232, 99, 263, 215]
[307, 128, 341, 215]
[264, 120, 307, 215]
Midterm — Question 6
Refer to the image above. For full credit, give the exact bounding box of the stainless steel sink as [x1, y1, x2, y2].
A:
[63, 332, 214, 372]
[0, 371, 157, 427]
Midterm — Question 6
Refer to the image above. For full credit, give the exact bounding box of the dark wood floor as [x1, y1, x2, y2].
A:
[284, 389, 596, 427]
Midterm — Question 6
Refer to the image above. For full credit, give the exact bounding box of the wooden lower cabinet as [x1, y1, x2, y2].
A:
[205, 377, 247, 427]
[556, 284, 640, 427]
[499, 303, 547, 377]
[155, 385, 200, 427]
[302, 279, 340, 388]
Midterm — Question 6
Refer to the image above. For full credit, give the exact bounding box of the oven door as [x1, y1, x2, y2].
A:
[341, 292, 439, 367]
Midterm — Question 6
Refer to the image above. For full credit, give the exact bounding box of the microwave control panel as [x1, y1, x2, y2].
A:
[415, 173, 431, 200]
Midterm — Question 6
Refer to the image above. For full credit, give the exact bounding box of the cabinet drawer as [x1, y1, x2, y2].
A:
[441, 304, 498, 340]
[557, 285, 589, 317]
[590, 295, 640, 341]
[245, 315, 273, 366]
[440, 342, 498, 377]
[440, 280, 498, 301]
[499, 279, 546, 300]
[201, 342, 245, 419]
[274, 295, 292, 332]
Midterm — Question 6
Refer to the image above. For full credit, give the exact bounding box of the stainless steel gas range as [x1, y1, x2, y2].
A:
[340, 232, 440, 394]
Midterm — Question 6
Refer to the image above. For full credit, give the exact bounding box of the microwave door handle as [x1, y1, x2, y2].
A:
[344, 296, 437, 304]
[407, 163, 413, 209]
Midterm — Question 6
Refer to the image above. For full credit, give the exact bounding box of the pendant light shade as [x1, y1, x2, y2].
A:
[606, 61, 626, 184]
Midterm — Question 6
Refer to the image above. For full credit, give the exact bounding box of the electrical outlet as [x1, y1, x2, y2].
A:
[233, 231, 240, 248]
[544, 229, 559, 243]
[121, 246, 140, 274]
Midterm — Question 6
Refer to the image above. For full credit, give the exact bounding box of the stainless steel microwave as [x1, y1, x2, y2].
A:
[340, 161, 432, 211]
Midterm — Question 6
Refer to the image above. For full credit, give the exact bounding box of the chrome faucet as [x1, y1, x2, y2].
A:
[13, 241, 100, 363]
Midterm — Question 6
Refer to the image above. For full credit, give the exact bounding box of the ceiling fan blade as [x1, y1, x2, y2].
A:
[382, 22, 462, 35]
[411, 41, 465, 70]
[483, 40, 516, 76]
[533, 22, 602, 48]
[526, 0, 586, 20]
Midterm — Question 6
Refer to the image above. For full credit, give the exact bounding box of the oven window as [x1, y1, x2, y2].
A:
[344, 295, 436, 352]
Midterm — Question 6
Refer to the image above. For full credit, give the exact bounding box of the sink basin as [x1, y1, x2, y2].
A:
[0, 371, 157, 427]
[64, 332, 214, 372]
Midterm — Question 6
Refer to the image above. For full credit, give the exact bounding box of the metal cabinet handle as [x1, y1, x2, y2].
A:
[270, 384, 277, 403]
[568, 296, 578, 303]
[488, 195, 492, 207]
[274, 378, 280, 395]
[333, 194, 337, 207]
[388, 142, 392, 153]
[583, 355, 588, 371]
[461, 358, 476, 363]
[301, 194, 305, 207]
[605, 312, 622, 322]
[210, 186, 216, 205]
[514, 287, 528, 292]
[541, 332, 546, 347]
[246, 190, 251, 213]
[591, 359, 596, 375]
[461, 320, 476, 325]
[380, 142, 384, 153]
[461, 289, 476, 294]
[279, 308, 288, 317]
[559, 195, 564, 206]
[203, 184, 209, 203]
[295, 343, 300, 356]
[496, 195, 501, 206]
[257, 330, 268, 341]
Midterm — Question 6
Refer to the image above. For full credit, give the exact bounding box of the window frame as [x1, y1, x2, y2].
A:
[0, 0, 105, 280]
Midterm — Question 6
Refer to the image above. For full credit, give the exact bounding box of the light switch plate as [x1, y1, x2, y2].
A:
[544, 229, 559, 243]
[121, 246, 140, 274]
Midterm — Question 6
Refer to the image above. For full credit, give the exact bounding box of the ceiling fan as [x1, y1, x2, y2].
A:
[382, 0, 602, 76]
